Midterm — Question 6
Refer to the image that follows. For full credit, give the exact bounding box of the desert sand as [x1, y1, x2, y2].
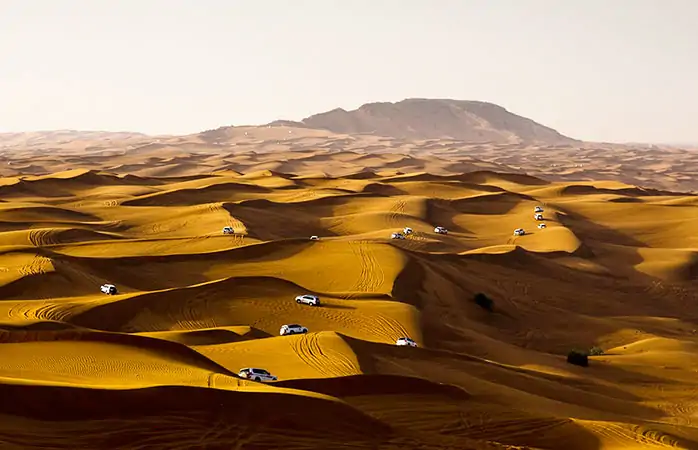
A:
[2, 100, 698, 449]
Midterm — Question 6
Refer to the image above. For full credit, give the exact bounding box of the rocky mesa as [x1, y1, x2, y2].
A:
[269, 98, 579, 144]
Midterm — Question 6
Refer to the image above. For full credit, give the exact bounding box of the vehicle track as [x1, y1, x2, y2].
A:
[348, 241, 386, 294]
[7, 300, 83, 322]
[289, 333, 358, 377]
[17, 255, 52, 277]
[662, 394, 698, 427]
[455, 417, 569, 442]
[368, 313, 411, 342]
[28, 228, 58, 247]
[583, 421, 679, 448]
[389, 198, 406, 226]
[170, 290, 218, 332]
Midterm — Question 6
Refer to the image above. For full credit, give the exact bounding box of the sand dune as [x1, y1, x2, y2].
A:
[1, 154, 698, 448]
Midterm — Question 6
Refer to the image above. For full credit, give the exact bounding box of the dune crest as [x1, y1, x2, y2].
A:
[1, 150, 698, 448]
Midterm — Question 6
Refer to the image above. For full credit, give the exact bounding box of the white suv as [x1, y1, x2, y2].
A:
[403, 227, 413, 235]
[434, 226, 448, 234]
[222, 226, 234, 234]
[534, 213, 544, 221]
[391, 232, 405, 240]
[295, 294, 320, 306]
[538, 223, 546, 229]
[396, 337, 418, 347]
[280, 324, 308, 335]
[534, 206, 544, 213]
[238, 368, 277, 382]
[513, 228, 526, 236]
[100, 284, 117, 295]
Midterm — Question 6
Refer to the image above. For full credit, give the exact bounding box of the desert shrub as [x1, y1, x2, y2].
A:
[473, 293, 494, 311]
[567, 350, 589, 367]
[588, 346, 604, 356]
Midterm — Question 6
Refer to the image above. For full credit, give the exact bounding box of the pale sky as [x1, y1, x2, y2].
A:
[1, 0, 696, 143]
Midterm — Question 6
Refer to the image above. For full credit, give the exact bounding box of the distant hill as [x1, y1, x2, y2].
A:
[268, 98, 578, 144]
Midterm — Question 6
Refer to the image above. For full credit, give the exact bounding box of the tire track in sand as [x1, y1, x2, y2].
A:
[17, 255, 52, 277]
[289, 333, 359, 378]
[388, 198, 406, 227]
[582, 421, 680, 448]
[348, 241, 385, 295]
[7, 300, 84, 322]
[28, 229, 57, 247]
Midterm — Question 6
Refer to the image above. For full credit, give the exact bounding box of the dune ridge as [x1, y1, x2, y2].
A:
[1, 161, 698, 449]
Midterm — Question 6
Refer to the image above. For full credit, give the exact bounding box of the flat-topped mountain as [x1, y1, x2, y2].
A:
[269, 98, 578, 144]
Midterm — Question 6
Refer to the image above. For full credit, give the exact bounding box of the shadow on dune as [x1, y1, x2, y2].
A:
[120, 181, 274, 207]
[0, 326, 238, 377]
[446, 191, 535, 215]
[0, 383, 393, 449]
[552, 207, 682, 282]
[341, 337, 673, 423]
[140, 327, 273, 345]
[424, 199, 474, 235]
[65, 276, 351, 333]
[221, 200, 336, 241]
[37, 239, 311, 293]
[276, 373, 470, 399]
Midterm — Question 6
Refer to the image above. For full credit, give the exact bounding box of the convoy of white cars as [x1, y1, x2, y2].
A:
[131, 203, 552, 383]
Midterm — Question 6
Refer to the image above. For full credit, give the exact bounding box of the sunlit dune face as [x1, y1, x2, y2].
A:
[1, 156, 698, 449]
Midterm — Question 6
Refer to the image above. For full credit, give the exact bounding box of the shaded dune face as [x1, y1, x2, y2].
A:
[0, 166, 698, 450]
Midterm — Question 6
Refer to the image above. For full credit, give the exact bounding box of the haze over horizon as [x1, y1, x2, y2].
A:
[1, 0, 697, 144]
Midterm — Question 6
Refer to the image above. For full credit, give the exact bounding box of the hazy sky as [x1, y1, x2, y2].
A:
[1, 0, 696, 143]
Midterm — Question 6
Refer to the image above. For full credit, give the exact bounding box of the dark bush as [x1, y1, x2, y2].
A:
[567, 350, 589, 367]
[473, 293, 494, 311]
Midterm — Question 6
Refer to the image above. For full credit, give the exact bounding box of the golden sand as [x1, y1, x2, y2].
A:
[1, 163, 698, 449]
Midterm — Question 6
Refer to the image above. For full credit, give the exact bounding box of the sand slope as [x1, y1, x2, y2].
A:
[1, 167, 698, 449]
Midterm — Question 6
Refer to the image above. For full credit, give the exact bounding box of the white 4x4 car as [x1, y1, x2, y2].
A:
[434, 226, 448, 234]
[280, 324, 308, 335]
[100, 284, 117, 295]
[222, 226, 234, 234]
[403, 227, 413, 235]
[391, 232, 405, 240]
[396, 337, 418, 347]
[534, 213, 544, 221]
[513, 228, 526, 236]
[238, 368, 277, 382]
[295, 294, 320, 306]
[534, 206, 544, 213]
